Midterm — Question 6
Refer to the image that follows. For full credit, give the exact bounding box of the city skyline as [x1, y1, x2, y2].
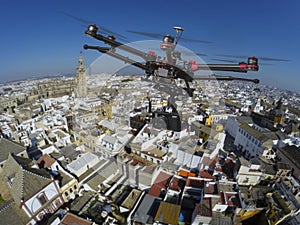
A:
[0, 0, 299, 92]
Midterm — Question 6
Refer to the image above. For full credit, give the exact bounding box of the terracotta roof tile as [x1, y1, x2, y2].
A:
[37, 154, 56, 168]
[61, 212, 93, 225]
[149, 171, 172, 197]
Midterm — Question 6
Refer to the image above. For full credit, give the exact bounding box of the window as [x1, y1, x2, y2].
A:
[70, 188, 73, 193]
[74, 185, 77, 190]
[38, 193, 47, 205]
[65, 191, 69, 196]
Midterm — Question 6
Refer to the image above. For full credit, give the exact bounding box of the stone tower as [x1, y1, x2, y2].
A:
[76, 52, 87, 98]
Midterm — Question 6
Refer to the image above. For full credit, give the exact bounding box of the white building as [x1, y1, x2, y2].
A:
[67, 152, 100, 177]
[236, 164, 263, 186]
[225, 116, 253, 138]
[225, 116, 275, 158]
[235, 122, 275, 158]
[48, 128, 71, 147]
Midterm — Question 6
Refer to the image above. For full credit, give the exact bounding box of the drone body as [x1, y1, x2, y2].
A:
[84, 24, 259, 97]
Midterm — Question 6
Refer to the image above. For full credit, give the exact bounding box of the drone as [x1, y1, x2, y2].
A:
[83, 24, 260, 97]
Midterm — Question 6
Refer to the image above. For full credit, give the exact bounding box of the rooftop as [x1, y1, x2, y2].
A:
[0, 154, 52, 203]
[149, 171, 173, 197]
[132, 194, 161, 224]
[154, 201, 181, 225]
[142, 146, 167, 159]
[36, 154, 56, 168]
[0, 138, 26, 162]
[0, 201, 29, 225]
[239, 122, 269, 143]
[121, 189, 141, 210]
[278, 145, 300, 169]
[60, 212, 93, 225]
[67, 152, 98, 171]
[186, 177, 205, 189]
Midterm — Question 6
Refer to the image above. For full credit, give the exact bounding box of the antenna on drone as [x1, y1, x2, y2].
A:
[173, 26, 184, 46]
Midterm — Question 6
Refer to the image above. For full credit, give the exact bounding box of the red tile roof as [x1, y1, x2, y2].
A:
[186, 177, 205, 188]
[149, 171, 172, 197]
[199, 170, 214, 179]
[36, 154, 55, 168]
[130, 160, 139, 166]
[61, 212, 93, 225]
[215, 167, 223, 172]
[169, 176, 186, 192]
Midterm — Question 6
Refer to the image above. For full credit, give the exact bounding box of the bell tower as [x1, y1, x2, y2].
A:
[76, 52, 87, 98]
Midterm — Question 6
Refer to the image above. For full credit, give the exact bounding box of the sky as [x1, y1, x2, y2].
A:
[0, 0, 299, 92]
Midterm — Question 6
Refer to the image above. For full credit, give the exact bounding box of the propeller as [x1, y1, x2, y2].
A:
[216, 54, 290, 62]
[183, 51, 208, 57]
[62, 12, 128, 42]
[211, 58, 273, 66]
[211, 59, 240, 63]
[147, 47, 208, 58]
[127, 30, 212, 43]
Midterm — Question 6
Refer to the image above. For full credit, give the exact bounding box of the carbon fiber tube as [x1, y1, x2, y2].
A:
[85, 27, 154, 61]
[194, 75, 259, 83]
[83, 45, 149, 71]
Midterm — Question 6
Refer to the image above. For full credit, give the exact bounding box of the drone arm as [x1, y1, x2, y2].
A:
[193, 63, 259, 73]
[83, 44, 149, 71]
[194, 75, 259, 83]
[85, 26, 155, 61]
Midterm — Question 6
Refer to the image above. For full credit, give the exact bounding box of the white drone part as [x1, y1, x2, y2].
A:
[173, 26, 184, 32]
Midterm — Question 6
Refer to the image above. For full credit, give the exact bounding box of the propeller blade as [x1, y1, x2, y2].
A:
[127, 30, 211, 43]
[195, 53, 208, 57]
[259, 63, 274, 66]
[212, 58, 273, 65]
[259, 57, 290, 62]
[211, 58, 240, 63]
[182, 51, 207, 57]
[62, 12, 91, 25]
[147, 48, 207, 58]
[216, 54, 248, 59]
[99, 27, 128, 40]
[216, 54, 290, 62]
[127, 30, 163, 39]
[180, 37, 212, 44]
[63, 12, 128, 41]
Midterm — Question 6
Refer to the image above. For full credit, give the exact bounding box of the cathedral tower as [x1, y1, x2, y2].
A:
[75, 52, 87, 98]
